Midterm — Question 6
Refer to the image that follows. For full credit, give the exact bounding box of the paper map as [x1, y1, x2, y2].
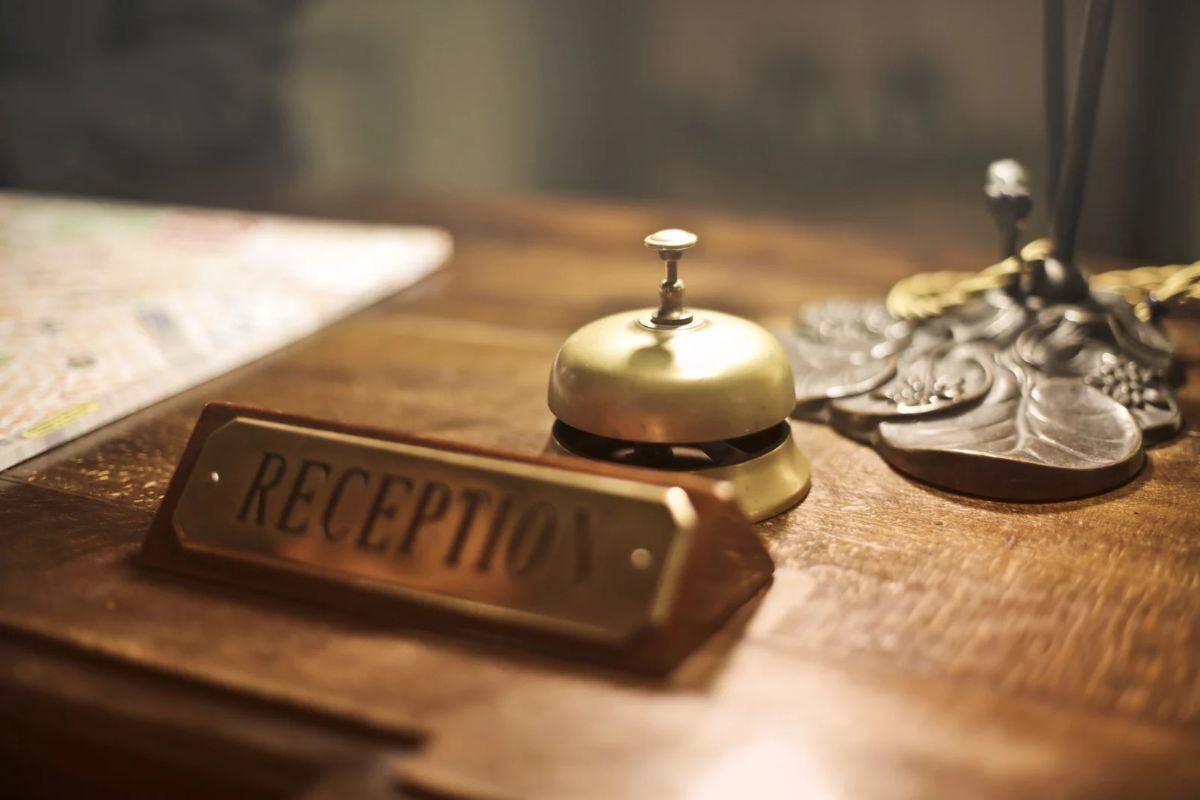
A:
[0, 192, 451, 472]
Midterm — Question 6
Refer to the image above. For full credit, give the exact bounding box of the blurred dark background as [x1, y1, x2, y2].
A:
[2, 0, 1198, 261]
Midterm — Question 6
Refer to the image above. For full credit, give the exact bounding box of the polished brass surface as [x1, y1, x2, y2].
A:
[549, 307, 797, 443]
[695, 426, 810, 520]
[170, 416, 693, 644]
[548, 228, 806, 519]
[643, 229, 698, 251]
[885, 239, 1044, 320]
[1090, 261, 1200, 321]
[888, 240, 1200, 324]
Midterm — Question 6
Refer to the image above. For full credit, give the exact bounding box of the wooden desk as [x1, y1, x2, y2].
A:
[2, 192, 1199, 798]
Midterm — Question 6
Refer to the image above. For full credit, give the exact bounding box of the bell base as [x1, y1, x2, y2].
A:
[547, 422, 810, 522]
[692, 429, 810, 521]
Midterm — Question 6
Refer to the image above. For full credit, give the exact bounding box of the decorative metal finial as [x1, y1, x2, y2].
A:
[644, 229, 697, 326]
[985, 159, 1033, 260]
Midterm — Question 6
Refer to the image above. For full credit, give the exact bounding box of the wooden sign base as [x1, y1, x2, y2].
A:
[140, 403, 774, 675]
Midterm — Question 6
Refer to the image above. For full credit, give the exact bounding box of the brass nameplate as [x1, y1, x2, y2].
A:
[173, 417, 694, 643]
[142, 404, 774, 673]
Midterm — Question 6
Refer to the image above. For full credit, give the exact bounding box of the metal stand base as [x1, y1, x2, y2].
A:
[779, 281, 1182, 501]
[777, 0, 1183, 502]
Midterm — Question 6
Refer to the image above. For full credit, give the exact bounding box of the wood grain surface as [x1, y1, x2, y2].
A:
[2, 190, 1199, 798]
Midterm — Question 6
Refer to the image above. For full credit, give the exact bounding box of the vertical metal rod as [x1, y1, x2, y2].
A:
[1049, 0, 1115, 266]
[1043, 0, 1066, 208]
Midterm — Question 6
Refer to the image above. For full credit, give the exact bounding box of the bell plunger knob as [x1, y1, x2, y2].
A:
[644, 229, 697, 326]
[984, 159, 1033, 261]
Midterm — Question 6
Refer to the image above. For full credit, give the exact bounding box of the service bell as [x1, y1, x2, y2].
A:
[547, 229, 810, 521]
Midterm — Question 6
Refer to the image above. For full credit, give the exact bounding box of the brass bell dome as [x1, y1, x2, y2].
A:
[547, 229, 810, 521]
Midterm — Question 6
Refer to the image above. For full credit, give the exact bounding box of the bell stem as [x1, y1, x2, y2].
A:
[652, 251, 692, 325]
[643, 229, 697, 325]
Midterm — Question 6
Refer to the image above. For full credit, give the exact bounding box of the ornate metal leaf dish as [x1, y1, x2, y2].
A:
[780, 289, 1181, 500]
